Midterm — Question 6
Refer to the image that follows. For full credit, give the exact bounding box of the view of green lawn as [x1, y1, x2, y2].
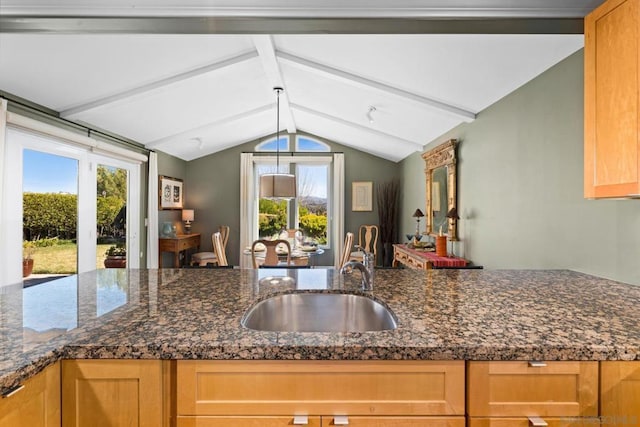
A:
[31, 243, 113, 274]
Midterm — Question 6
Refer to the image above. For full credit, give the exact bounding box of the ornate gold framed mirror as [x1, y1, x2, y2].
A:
[422, 139, 458, 240]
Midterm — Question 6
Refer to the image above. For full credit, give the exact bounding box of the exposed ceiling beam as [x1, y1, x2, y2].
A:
[0, 17, 584, 35]
[291, 103, 423, 151]
[145, 103, 272, 149]
[277, 50, 477, 123]
[61, 50, 258, 117]
[252, 35, 296, 134]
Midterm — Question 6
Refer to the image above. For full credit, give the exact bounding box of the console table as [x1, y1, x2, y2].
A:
[393, 244, 467, 270]
[159, 234, 201, 268]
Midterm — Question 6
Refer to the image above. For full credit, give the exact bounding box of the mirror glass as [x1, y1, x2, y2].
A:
[431, 165, 448, 235]
[422, 139, 458, 239]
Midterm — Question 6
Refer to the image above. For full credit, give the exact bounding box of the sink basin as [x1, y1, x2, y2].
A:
[241, 293, 397, 332]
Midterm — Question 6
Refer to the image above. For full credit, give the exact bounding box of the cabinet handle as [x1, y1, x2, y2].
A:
[293, 415, 308, 425]
[1, 384, 24, 398]
[528, 416, 548, 426]
[333, 415, 349, 425]
[528, 361, 547, 367]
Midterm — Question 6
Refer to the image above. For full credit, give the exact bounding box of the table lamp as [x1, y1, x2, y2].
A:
[412, 208, 424, 237]
[182, 209, 194, 233]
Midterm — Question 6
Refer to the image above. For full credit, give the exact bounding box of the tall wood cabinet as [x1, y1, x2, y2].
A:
[61, 360, 163, 427]
[584, 0, 640, 198]
[0, 362, 60, 427]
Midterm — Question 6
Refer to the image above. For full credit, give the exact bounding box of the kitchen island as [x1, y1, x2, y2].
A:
[1, 268, 640, 426]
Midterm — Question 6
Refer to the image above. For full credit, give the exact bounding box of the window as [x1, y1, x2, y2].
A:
[255, 136, 331, 247]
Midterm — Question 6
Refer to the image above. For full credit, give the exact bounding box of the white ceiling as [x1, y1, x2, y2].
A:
[0, 1, 595, 162]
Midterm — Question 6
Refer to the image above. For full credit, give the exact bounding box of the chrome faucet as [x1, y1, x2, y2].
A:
[340, 261, 373, 291]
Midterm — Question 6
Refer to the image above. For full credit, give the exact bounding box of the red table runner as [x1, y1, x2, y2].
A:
[405, 246, 467, 268]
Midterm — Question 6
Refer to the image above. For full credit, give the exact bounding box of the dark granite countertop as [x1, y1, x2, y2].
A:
[2, 268, 640, 392]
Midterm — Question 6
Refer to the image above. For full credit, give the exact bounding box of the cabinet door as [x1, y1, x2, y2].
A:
[467, 361, 598, 417]
[176, 416, 321, 427]
[601, 361, 640, 427]
[0, 362, 60, 427]
[62, 360, 163, 427]
[584, 0, 640, 198]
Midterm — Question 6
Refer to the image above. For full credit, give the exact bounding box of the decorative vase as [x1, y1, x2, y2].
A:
[161, 221, 175, 237]
[22, 259, 34, 277]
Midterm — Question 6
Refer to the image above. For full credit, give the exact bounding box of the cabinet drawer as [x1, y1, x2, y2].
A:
[327, 416, 464, 426]
[177, 416, 464, 427]
[467, 361, 598, 417]
[177, 416, 321, 427]
[177, 360, 465, 416]
[468, 417, 599, 427]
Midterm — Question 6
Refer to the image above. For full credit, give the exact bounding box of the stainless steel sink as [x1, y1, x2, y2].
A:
[241, 293, 397, 332]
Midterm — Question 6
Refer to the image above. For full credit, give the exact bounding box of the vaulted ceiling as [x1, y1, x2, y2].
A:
[0, 1, 599, 162]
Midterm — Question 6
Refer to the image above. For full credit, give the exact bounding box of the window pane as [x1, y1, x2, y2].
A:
[97, 164, 127, 269]
[256, 136, 289, 152]
[23, 149, 78, 281]
[296, 136, 329, 152]
[297, 164, 328, 245]
[256, 163, 289, 238]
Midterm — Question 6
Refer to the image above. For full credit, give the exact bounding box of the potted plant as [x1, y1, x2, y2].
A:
[104, 244, 127, 268]
[23, 240, 36, 277]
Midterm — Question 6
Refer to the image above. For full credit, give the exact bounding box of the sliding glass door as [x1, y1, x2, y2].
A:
[2, 127, 140, 286]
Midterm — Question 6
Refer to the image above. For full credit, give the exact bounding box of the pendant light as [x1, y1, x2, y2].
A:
[259, 87, 297, 199]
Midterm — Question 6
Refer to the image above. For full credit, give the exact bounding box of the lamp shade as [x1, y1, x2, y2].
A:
[182, 209, 194, 222]
[446, 207, 459, 220]
[412, 208, 425, 218]
[259, 173, 297, 199]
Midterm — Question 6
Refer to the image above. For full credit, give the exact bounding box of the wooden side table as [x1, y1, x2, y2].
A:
[159, 234, 201, 268]
[393, 244, 468, 271]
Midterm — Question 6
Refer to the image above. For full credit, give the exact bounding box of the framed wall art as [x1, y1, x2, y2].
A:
[352, 181, 373, 211]
[159, 175, 183, 210]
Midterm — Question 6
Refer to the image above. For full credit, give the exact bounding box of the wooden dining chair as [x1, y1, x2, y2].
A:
[191, 225, 230, 266]
[336, 232, 354, 269]
[212, 231, 228, 267]
[251, 239, 291, 268]
[350, 224, 379, 265]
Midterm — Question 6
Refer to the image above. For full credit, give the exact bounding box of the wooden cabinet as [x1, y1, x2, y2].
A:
[0, 362, 60, 427]
[584, 0, 640, 198]
[467, 361, 598, 424]
[601, 361, 640, 427]
[176, 360, 465, 427]
[61, 360, 163, 427]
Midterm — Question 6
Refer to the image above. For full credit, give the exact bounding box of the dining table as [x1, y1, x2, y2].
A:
[243, 246, 325, 267]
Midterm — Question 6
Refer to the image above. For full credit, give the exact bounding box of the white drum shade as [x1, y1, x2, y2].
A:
[259, 173, 296, 199]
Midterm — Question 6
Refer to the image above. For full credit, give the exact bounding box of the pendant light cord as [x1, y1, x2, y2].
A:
[275, 87, 282, 173]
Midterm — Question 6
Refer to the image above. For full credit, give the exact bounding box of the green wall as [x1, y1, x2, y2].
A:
[177, 133, 399, 266]
[157, 151, 187, 267]
[400, 49, 640, 285]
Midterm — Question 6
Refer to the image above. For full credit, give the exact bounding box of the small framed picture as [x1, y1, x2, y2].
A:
[352, 181, 373, 211]
[159, 175, 183, 210]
